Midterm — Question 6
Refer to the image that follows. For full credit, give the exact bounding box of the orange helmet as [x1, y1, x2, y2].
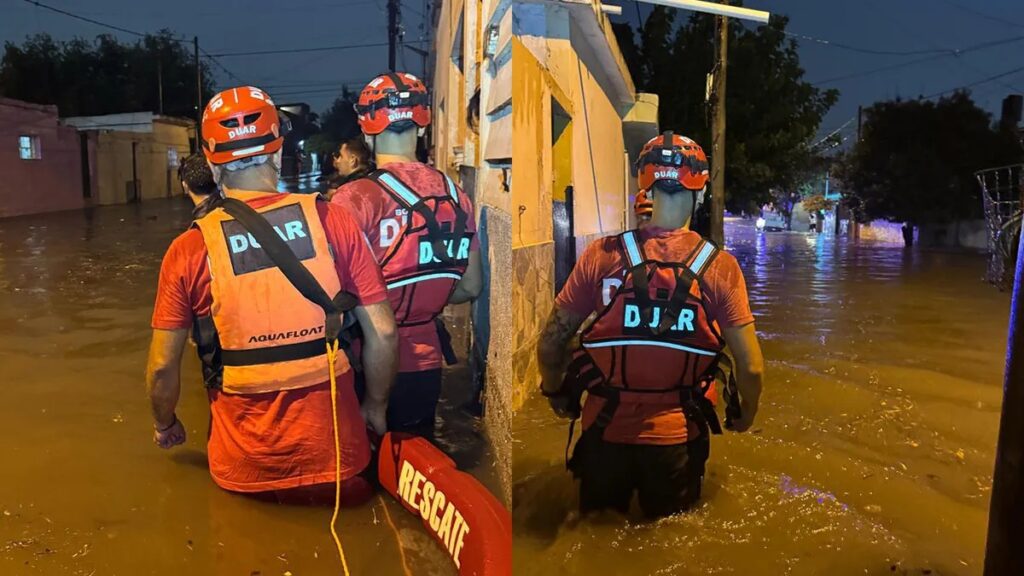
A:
[634, 189, 653, 219]
[636, 131, 709, 192]
[355, 72, 431, 136]
[201, 86, 285, 165]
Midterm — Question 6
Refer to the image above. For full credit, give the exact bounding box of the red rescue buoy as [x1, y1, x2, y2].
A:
[378, 433, 511, 576]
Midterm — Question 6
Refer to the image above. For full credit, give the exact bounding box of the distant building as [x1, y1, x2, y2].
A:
[62, 112, 195, 206]
[0, 97, 85, 218]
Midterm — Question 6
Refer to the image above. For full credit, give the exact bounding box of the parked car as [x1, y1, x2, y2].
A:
[756, 211, 787, 232]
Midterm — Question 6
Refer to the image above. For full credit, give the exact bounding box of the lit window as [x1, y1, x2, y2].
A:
[19, 135, 41, 160]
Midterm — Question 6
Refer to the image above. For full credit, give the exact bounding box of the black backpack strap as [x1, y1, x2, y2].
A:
[216, 197, 357, 344]
[369, 168, 463, 267]
[620, 231, 657, 327]
[653, 238, 721, 336]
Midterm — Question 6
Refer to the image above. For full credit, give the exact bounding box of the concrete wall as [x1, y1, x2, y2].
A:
[510, 1, 636, 412]
[918, 220, 989, 251]
[0, 98, 84, 219]
[434, 0, 513, 503]
[90, 122, 191, 206]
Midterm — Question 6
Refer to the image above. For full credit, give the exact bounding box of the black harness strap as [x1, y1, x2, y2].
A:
[221, 338, 329, 366]
[217, 197, 357, 344]
[369, 169, 467, 268]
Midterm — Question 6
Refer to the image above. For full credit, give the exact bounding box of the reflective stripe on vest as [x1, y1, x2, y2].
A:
[582, 338, 719, 356]
[443, 173, 459, 202]
[377, 172, 423, 207]
[386, 271, 464, 290]
[621, 230, 644, 268]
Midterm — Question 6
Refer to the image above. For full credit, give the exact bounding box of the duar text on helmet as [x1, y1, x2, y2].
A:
[388, 111, 414, 123]
[228, 125, 257, 139]
[654, 170, 680, 180]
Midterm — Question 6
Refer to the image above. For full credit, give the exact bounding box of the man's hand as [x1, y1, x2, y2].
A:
[361, 397, 388, 436]
[722, 323, 764, 434]
[547, 394, 576, 419]
[153, 416, 186, 449]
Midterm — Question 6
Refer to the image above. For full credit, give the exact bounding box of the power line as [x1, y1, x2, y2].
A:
[782, 30, 949, 57]
[207, 40, 424, 58]
[20, 0, 246, 84]
[812, 33, 1024, 85]
[21, 0, 144, 37]
[933, 0, 1024, 29]
[921, 64, 1024, 100]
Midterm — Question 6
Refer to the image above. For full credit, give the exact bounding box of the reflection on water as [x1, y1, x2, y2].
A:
[0, 198, 493, 575]
[514, 222, 1009, 576]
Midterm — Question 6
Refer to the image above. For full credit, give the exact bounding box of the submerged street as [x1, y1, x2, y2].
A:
[513, 221, 1011, 576]
[0, 197, 497, 576]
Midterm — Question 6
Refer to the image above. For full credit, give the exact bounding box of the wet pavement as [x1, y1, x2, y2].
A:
[0, 197, 497, 575]
[513, 220, 1011, 576]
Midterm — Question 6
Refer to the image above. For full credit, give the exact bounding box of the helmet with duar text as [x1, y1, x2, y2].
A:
[636, 131, 709, 193]
[201, 86, 287, 166]
[355, 72, 431, 136]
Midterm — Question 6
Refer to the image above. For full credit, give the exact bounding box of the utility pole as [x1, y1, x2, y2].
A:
[387, 0, 400, 72]
[194, 36, 202, 151]
[157, 59, 164, 116]
[984, 222, 1024, 575]
[709, 12, 728, 246]
[857, 105, 863, 142]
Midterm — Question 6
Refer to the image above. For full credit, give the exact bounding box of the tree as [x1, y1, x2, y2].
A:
[0, 31, 215, 118]
[614, 9, 838, 213]
[304, 88, 362, 172]
[834, 92, 1023, 226]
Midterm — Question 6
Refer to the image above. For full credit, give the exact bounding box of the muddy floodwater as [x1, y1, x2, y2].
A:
[514, 221, 1011, 576]
[0, 197, 498, 576]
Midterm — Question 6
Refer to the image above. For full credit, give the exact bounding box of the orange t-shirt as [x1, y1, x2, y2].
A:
[555, 227, 755, 445]
[332, 162, 479, 373]
[151, 193, 388, 492]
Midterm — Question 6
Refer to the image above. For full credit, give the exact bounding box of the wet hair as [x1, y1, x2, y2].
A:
[340, 137, 372, 167]
[178, 154, 218, 196]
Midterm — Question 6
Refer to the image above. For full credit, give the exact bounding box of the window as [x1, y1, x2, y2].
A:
[19, 135, 41, 160]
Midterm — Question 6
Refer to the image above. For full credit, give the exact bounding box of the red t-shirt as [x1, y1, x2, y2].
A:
[555, 227, 755, 445]
[151, 192, 388, 493]
[332, 162, 479, 373]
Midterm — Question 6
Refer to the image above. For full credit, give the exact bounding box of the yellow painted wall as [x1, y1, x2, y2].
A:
[511, 38, 553, 249]
[93, 123, 191, 206]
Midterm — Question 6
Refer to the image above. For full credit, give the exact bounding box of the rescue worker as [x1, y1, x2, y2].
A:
[146, 86, 398, 504]
[178, 153, 220, 220]
[537, 132, 764, 518]
[326, 137, 375, 199]
[332, 72, 483, 437]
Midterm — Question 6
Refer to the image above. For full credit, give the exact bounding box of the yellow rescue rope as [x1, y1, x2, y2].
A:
[326, 339, 352, 576]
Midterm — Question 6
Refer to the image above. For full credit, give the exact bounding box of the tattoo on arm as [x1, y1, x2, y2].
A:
[537, 306, 585, 391]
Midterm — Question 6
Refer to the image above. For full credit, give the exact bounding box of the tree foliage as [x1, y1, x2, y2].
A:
[613, 9, 838, 212]
[305, 88, 361, 160]
[0, 31, 215, 118]
[833, 92, 1023, 225]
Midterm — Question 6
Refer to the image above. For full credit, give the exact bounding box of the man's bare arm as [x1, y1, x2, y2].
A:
[146, 328, 189, 428]
[352, 302, 399, 433]
[537, 306, 587, 394]
[449, 250, 483, 304]
[721, 322, 764, 432]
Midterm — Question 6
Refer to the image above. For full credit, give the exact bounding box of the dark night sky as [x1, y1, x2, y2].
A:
[2, 0, 1022, 143]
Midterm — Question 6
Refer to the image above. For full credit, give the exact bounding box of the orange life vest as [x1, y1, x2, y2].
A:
[368, 168, 472, 327]
[193, 191, 350, 394]
[570, 230, 727, 435]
